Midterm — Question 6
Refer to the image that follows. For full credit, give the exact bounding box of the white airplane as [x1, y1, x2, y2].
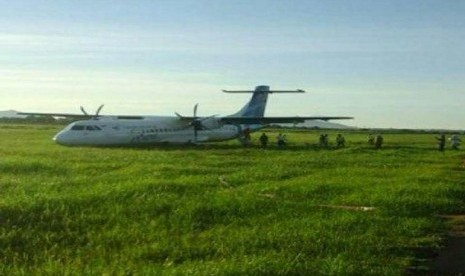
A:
[18, 85, 352, 146]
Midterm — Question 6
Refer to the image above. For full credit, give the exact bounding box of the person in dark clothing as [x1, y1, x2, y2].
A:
[336, 134, 346, 147]
[436, 134, 446, 151]
[319, 134, 329, 147]
[259, 132, 269, 147]
[375, 134, 383, 149]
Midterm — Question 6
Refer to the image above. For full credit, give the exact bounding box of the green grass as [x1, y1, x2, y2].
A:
[0, 124, 464, 275]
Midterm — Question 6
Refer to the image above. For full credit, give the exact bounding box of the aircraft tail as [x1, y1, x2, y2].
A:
[227, 85, 270, 117]
[224, 85, 305, 117]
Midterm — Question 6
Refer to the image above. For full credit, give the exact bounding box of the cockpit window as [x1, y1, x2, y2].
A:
[71, 125, 85, 131]
[71, 125, 102, 131]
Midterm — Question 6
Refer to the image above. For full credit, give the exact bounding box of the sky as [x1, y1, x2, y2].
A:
[0, 0, 464, 129]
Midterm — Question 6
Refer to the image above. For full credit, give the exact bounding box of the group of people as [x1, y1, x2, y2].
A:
[257, 132, 348, 148]
[243, 129, 288, 148]
[251, 131, 461, 151]
[436, 134, 461, 151]
[257, 132, 372, 148]
[258, 132, 286, 147]
[319, 133, 346, 148]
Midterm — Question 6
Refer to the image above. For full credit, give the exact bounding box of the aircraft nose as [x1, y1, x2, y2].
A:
[53, 131, 71, 146]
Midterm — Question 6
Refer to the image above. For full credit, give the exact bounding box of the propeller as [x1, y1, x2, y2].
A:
[80, 104, 104, 119]
[190, 103, 209, 143]
[177, 103, 216, 143]
[175, 104, 217, 143]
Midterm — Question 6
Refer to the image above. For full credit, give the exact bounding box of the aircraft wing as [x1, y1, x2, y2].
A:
[16, 112, 92, 118]
[17, 112, 146, 120]
[219, 116, 353, 124]
[17, 105, 110, 119]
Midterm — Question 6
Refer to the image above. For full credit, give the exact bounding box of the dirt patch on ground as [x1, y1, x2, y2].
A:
[430, 215, 465, 275]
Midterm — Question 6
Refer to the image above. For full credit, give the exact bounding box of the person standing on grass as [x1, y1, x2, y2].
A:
[450, 134, 461, 150]
[259, 132, 269, 148]
[277, 133, 286, 147]
[336, 134, 345, 148]
[436, 134, 446, 151]
[367, 134, 375, 145]
[319, 134, 325, 147]
[242, 128, 251, 146]
[319, 133, 329, 147]
[375, 134, 383, 149]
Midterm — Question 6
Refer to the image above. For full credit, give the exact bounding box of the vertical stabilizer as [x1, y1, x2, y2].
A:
[228, 85, 270, 117]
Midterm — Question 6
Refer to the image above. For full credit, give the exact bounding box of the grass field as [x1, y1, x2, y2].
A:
[0, 124, 464, 275]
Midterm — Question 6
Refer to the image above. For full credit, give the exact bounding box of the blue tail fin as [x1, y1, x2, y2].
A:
[230, 85, 270, 117]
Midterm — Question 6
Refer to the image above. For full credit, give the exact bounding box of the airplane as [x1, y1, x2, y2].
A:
[18, 85, 353, 146]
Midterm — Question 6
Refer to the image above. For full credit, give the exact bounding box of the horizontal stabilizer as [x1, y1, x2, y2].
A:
[223, 89, 305, 93]
[220, 116, 353, 125]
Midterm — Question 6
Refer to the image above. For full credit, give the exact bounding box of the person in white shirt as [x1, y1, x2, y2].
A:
[450, 135, 461, 150]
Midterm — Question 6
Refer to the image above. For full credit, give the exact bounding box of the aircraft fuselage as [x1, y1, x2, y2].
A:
[54, 116, 251, 146]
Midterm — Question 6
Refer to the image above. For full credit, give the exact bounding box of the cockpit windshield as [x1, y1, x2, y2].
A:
[71, 125, 102, 131]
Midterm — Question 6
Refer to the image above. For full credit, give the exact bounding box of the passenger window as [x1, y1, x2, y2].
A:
[86, 126, 96, 131]
[71, 125, 85, 131]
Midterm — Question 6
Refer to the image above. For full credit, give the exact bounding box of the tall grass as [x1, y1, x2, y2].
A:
[0, 124, 464, 274]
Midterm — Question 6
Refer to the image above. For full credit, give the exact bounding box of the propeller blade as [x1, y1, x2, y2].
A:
[80, 106, 89, 116]
[193, 103, 199, 118]
[95, 104, 104, 116]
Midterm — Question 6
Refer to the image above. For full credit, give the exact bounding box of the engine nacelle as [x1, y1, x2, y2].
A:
[200, 117, 222, 129]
